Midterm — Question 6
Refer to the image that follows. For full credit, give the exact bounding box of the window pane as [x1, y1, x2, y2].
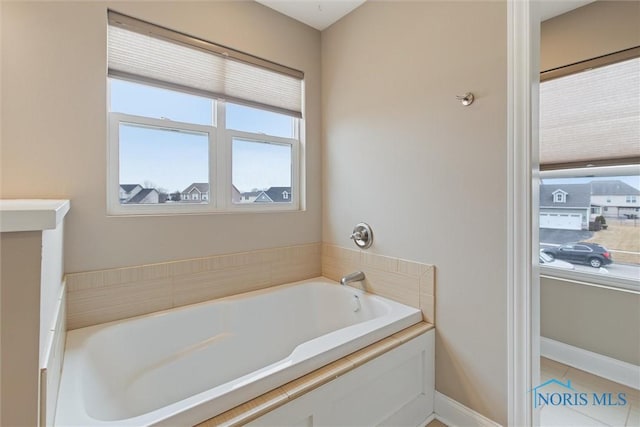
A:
[226, 103, 295, 138]
[110, 79, 214, 126]
[539, 175, 640, 285]
[119, 123, 209, 205]
[232, 138, 292, 204]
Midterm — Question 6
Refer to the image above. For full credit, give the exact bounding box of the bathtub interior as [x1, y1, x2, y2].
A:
[64, 280, 416, 422]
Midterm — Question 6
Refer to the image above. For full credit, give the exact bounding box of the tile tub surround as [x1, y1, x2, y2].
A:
[197, 322, 434, 427]
[66, 243, 321, 329]
[322, 244, 435, 324]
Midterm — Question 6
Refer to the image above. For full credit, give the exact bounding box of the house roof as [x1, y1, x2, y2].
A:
[253, 187, 292, 203]
[241, 191, 262, 197]
[591, 180, 640, 196]
[182, 183, 209, 193]
[263, 187, 292, 203]
[127, 188, 157, 204]
[120, 184, 141, 193]
[540, 183, 591, 208]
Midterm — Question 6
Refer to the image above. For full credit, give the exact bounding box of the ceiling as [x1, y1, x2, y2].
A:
[256, 0, 596, 31]
[537, 0, 596, 21]
[255, 0, 365, 31]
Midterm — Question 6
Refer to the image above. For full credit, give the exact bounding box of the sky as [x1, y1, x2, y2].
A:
[112, 79, 293, 193]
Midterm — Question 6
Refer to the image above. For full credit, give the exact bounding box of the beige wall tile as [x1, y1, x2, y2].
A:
[141, 263, 174, 281]
[66, 243, 323, 328]
[172, 264, 271, 308]
[103, 266, 145, 287]
[66, 270, 104, 292]
[322, 243, 361, 264]
[271, 243, 322, 284]
[397, 259, 423, 277]
[361, 267, 419, 309]
[67, 278, 172, 329]
[362, 251, 398, 272]
[271, 258, 321, 285]
[419, 266, 435, 296]
[321, 256, 360, 284]
[322, 244, 435, 320]
[420, 296, 435, 324]
[419, 266, 435, 323]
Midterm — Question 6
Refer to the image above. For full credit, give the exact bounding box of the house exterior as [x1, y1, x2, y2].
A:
[181, 183, 209, 202]
[540, 180, 640, 229]
[231, 185, 241, 204]
[126, 188, 160, 204]
[119, 184, 143, 203]
[539, 183, 591, 230]
[254, 187, 292, 203]
[590, 180, 640, 219]
[239, 191, 262, 203]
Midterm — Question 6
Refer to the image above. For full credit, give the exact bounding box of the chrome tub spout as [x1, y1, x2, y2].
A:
[340, 271, 365, 286]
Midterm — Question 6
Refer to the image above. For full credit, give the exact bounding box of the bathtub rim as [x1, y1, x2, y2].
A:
[56, 276, 424, 426]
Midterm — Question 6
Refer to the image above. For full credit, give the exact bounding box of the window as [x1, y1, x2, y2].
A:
[107, 11, 303, 214]
[539, 51, 640, 291]
[553, 191, 566, 203]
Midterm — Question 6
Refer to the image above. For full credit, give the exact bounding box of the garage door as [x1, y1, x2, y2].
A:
[540, 213, 582, 230]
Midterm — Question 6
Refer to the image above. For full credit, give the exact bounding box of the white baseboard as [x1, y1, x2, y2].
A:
[434, 392, 501, 427]
[418, 413, 436, 427]
[541, 337, 640, 390]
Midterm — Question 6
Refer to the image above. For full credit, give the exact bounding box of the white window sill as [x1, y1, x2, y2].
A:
[540, 265, 640, 293]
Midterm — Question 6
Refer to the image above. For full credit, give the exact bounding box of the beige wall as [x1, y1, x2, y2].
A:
[539, 0, 640, 368]
[1, 232, 42, 427]
[541, 277, 640, 365]
[322, 2, 508, 424]
[0, 1, 321, 273]
[541, 0, 640, 71]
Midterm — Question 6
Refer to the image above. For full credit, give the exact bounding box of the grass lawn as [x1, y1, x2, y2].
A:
[586, 221, 640, 264]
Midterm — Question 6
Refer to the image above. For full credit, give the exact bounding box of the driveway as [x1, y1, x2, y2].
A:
[539, 229, 593, 245]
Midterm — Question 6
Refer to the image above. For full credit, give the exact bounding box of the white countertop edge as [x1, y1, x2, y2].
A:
[0, 199, 71, 232]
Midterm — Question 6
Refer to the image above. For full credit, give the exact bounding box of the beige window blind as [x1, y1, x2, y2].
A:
[540, 56, 640, 170]
[107, 11, 304, 118]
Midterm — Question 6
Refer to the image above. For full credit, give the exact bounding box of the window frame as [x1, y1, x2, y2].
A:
[539, 166, 640, 292]
[107, 79, 301, 215]
[224, 129, 300, 213]
[108, 111, 217, 215]
[539, 48, 640, 293]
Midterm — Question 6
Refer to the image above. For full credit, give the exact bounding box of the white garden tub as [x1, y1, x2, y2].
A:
[55, 277, 422, 426]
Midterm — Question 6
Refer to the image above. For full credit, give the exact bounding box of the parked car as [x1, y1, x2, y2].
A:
[539, 252, 575, 270]
[541, 242, 613, 268]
